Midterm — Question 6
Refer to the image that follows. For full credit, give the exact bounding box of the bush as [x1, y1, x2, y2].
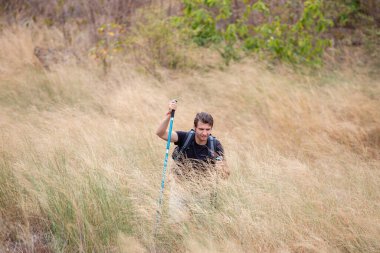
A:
[245, 0, 333, 65]
[177, 0, 333, 66]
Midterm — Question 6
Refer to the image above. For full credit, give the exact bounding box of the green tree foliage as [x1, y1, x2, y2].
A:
[177, 0, 333, 66]
[182, 0, 221, 46]
[245, 0, 333, 65]
[174, 0, 235, 64]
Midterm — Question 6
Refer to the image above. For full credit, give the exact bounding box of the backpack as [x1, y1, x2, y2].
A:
[172, 129, 217, 161]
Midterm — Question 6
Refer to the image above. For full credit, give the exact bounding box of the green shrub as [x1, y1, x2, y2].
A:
[177, 0, 333, 66]
[244, 0, 333, 65]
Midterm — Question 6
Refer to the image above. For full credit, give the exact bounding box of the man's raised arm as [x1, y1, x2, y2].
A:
[155, 100, 178, 143]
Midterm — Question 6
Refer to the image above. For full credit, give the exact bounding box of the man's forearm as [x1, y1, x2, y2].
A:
[155, 113, 170, 137]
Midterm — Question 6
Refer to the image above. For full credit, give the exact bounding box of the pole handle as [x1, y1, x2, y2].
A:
[170, 109, 175, 117]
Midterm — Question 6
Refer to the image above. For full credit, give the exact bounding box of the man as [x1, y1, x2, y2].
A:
[156, 100, 229, 222]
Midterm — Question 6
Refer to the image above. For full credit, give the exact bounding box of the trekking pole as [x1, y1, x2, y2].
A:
[154, 108, 175, 237]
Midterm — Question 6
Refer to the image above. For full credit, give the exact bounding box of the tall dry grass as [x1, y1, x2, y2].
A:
[0, 25, 379, 253]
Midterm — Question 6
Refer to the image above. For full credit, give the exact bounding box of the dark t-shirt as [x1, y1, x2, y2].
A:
[174, 131, 224, 168]
[172, 131, 224, 182]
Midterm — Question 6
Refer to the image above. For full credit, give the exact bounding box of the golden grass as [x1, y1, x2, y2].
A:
[0, 26, 379, 252]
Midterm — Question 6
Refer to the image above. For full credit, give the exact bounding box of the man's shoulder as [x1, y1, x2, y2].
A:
[175, 130, 193, 145]
[212, 137, 224, 153]
[176, 130, 192, 138]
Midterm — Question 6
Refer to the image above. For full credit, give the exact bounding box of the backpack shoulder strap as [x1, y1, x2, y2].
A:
[172, 130, 195, 161]
[179, 129, 195, 153]
[207, 135, 216, 158]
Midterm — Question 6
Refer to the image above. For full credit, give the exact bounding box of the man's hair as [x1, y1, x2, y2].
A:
[194, 112, 214, 128]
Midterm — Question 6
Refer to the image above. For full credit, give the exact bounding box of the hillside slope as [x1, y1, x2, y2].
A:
[0, 26, 379, 253]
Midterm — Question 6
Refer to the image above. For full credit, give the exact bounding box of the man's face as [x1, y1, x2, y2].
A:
[194, 121, 212, 144]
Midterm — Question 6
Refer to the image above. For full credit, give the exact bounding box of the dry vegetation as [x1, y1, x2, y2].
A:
[0, 12, 379, 253]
